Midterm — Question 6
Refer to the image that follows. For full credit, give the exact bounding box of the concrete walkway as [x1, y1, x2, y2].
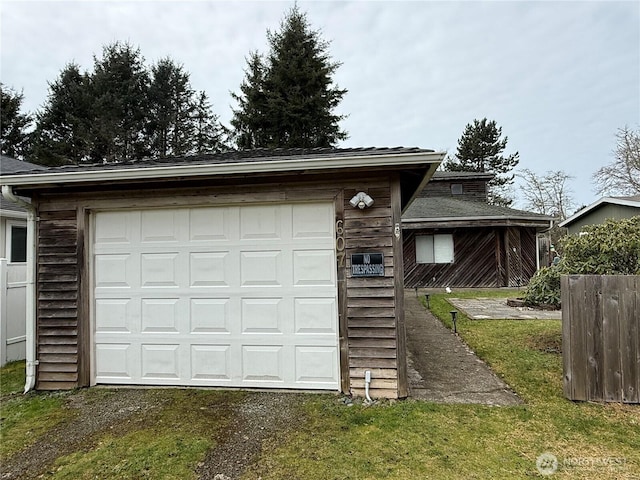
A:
[448, 297, 561, 320]
[404, 291, 521, 405]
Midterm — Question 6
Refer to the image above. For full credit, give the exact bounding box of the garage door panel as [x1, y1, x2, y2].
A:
[240, 251, 282, 286]
[141, 344, 180, 379]
[190, 251, 230, 287]
[95, 344, 133, 380]
[241, 298, 284, 334]
[189, 207, 231, 242]
[141, 253, 179, 287]
[190, 298, 230, 333]
[95, 298, 132, 333]
[94, 211, 137, 245]
[242, 345, 284, 382]
[295, 346, 339, 384]
[191, 345, 232, 380]
[293, 250, 336, 286]
[94, 203, 338, 390]
[141, 210, 184, 243]
[240, 205, 282, 240]
[141, 298, 180, 333]
[292, 203, 334, 239]
[95, 254, 133, 288]
[294, 298, 337, 334]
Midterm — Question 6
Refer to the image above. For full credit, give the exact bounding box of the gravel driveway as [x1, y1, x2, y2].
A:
[1, 388, 304, 480]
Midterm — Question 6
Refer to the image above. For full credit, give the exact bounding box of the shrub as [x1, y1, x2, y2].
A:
[524, 216, 640, 307]
[524, 266, 562, 307]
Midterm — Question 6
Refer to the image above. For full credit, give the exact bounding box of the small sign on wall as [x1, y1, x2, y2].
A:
[351, 253, 384, 277]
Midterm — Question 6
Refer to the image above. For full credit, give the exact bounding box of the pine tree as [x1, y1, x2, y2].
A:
[193, 91, 227, 154]
[31, 64, 93, 165]
[0, 83, 32, 159]
[231, 52, 268, 149]
[92, 42, 150, 162]
[148, 58, 196, 157]
[443, 118, 520, 206]
[231, 6, 347, 148]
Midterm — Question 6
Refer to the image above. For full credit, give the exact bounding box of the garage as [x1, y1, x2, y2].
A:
[1, 147, 445, 398]
[93, 202, 339, 389]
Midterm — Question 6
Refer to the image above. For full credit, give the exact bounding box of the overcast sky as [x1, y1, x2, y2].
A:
[1, 0, 638, 209]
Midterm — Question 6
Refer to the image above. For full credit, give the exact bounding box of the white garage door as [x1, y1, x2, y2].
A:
[92, 203, 339, 390]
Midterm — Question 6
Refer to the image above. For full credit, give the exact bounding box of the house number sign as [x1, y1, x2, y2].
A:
[351, 253, 384, 277]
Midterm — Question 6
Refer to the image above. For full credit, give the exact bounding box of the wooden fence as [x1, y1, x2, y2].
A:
[562, 275, 639, 404]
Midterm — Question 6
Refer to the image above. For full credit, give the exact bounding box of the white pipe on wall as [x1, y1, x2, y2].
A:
[1, 186, 37, 393]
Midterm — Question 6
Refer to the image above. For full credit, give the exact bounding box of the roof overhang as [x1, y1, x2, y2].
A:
[559, 196, 640, 227]
[403, 216, 553, 230]
[0, 151, 446, 191]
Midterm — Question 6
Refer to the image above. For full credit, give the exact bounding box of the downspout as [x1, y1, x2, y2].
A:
[1, 186, 37, 393]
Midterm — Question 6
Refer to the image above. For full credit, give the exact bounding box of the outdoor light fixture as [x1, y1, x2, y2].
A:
[349, 191, 374, 209]
[425, 293, 430, 309]
[450, 310, 458, 334]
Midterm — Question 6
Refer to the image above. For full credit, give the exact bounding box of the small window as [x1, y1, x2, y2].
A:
[416, 234, 454, 264]
[9, 225, 27, 263]
[451, 184, 463, 195]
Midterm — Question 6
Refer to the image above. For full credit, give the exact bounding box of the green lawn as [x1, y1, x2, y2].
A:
[244, 291, 640, 479]
[2, 289, 638, 479]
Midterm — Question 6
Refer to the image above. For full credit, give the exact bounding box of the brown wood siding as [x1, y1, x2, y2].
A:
[34, 174, 404, 398]
[520, 228, 538, 283]
[36, 209, 81, 389]
[403, 228, 498, 288]
[418, 179, 487, 202]
[403, 226, 540, 288]
[343, 184, 400, 399]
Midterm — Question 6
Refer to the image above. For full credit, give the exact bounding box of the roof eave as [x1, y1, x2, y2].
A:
[402, 215, 553, 230]
[559, 196, 640, 227]
[0, 151, 446, 188]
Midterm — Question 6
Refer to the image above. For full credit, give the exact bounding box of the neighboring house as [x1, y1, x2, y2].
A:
[0, 147, 445, 399]
[0, 156, 46, 366]
[559, 195, 640, 235]
[402, 172, 552, 288]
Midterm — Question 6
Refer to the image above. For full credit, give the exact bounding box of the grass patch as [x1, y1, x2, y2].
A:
[1, 360, 26, 396]
[43, 389, 244, 480]
[1, 361, 71, 459]
[245, 290, 640, 479]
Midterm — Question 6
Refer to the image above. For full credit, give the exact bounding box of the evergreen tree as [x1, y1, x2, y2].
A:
[32, 42, 226, 164]
[231, 52, 268, 149]
[0, 83, 32, 159]
[231, 6, 347, 148]
[31, 64, 93, 165]
[194, 91, 227, 154]
[443, 118, 520, 206]
[148, 58, 196, 157]
[91, 42, 150, 162]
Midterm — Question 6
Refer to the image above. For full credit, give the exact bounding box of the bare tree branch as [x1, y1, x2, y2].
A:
[518, 168, 574, 221]
[593, 126, 640, 196]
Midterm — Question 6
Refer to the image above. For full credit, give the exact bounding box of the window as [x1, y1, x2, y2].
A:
[416, 234, 454, 264]
[451, 184, 463, 195]
[8, 224, 27, 263]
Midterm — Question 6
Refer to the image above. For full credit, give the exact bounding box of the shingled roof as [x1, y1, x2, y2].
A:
[3, 147, 434, 176]
[402, 196, 552, 228]
[1, 156, 46, 215]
